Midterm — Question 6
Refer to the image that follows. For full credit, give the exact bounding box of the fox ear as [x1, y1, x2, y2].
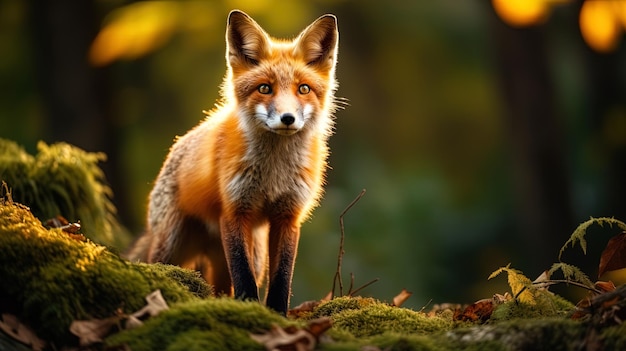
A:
[226, 10, 269, 70]
[296, 14, 338, 72]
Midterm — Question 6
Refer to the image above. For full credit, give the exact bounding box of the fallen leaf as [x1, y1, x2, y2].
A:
[391, 288, 412, 307]
[304, 317, 332, 339]
[288, 300, 322, 319]
[453, 299, 494, 323]
[0, 314, 46, 351]
[288, 293, 332, 318]
[598, 231, 626, 278]
[70, 315, 122, 346]
[44, 215, 83, 235]
[69, 290, 169, 345]
[573, 281, 622, 321]
[250, 317, 332, 351]
[595, 280, 616, 293]
[572, 297, 591, 320]
[126, 289, 169, 329]
[532, 270, 550, 290]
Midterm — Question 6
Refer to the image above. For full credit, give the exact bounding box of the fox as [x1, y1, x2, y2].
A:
[128, 10, 339, 315]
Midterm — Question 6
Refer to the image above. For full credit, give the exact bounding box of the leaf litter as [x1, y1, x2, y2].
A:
[6, 186, 626, 349]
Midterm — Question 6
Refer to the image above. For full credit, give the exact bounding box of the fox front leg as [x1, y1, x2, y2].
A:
[220, 215, 259, 302]
[266, 214, 301, 315]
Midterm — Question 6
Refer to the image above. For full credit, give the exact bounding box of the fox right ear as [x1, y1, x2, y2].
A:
[226, 10, 270, 71]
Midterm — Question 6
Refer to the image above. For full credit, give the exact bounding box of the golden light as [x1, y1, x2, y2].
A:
[579, 0, 622, 53]
[492, 0, 551, 27]
[89, 2, 181, 66]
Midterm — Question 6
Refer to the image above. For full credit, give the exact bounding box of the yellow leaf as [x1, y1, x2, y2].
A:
[90, 1, 182, 66]
[488, 264, 536, 304]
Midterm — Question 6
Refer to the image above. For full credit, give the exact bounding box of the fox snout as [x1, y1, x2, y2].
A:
[256, 103, 310, 135]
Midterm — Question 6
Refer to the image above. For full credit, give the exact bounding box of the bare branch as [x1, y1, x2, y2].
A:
[332, 189, 366, 298]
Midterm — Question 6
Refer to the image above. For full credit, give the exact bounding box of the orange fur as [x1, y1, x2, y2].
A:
[127, 10, 339, 314]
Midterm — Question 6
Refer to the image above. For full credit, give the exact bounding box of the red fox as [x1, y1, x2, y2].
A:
[128, 10, 339, 314]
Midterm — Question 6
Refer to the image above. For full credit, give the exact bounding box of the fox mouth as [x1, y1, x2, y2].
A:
[271, 127, 299, 136]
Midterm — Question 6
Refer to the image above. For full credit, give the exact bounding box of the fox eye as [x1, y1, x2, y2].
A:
[258, 84, 272, 94]
[298, 84, 310, 94]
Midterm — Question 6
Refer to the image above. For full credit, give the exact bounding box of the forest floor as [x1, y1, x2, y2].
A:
[2, 197, 626, 351]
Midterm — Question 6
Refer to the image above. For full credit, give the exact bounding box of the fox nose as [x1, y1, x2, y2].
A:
[280, 113, 295, 126]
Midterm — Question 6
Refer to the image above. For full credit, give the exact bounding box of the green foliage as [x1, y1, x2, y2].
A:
[548, 262, 594, 288]
[0, 138, 128, 247]
[0, 198, 211, 345]
[559, 217, 626, 260]
[488, 264, 535, 304]
[105, 298, 290, 351]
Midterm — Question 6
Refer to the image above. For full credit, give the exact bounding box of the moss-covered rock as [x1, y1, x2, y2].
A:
[0, 138, 128, 247]
[312, 297, 453, 338]
[105, 298, 293, 351]
[0, 198, 211, 345]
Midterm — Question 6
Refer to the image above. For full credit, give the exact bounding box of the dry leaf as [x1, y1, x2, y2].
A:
[69, 290, 169, 345]
[126, 289, 169, 329]
[0, 314, 46, 351]
[573, 281, 621, 321]
[598, 231, 626, 278]
[595, 280, 616, 293]
[391, 288, 412, 307]
[288, 300, 322, 318]
[45, 215, 82, 234]
[532, 270, 550, 290]
[250, 317, 332, 351]
[288, 293, 333, 318]
[70, 315, 121, 346]
[453, 299, 494, 323]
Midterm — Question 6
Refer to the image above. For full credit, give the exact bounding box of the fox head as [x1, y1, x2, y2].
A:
[223, 10, 338, 136]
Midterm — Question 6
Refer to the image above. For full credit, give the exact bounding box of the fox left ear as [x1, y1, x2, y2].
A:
[296, 14, 338, 72]
[226, 10, 270, 71]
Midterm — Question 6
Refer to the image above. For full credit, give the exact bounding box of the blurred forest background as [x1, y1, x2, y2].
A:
[1, 0, 626, 308]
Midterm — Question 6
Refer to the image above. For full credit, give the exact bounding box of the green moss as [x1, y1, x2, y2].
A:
[0, 199, 211, 345]
[312, 297, 453, 339]
[106, 298, 291, 351]
[445, 318, 585, 350]
[0, 138, 128, 247]
[306, 297, 454, 350]
[490, 291, 575, 321]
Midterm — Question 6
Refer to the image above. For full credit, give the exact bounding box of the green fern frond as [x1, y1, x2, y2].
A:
[548, 262, 594, 288]
[558, 217, 626, 261]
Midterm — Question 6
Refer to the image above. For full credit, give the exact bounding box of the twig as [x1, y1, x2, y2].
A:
[332, 189, 366, 298]
[532, 279, 603, 294]
[348, 278, 380, 297]
[419, 299, 433, 313]
[514, 279, 603, 301]
[348, 272, 355, 295]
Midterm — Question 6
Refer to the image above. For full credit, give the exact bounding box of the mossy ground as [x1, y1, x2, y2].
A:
[0, 199, 211, 346]
[2, 199, 626, 350]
